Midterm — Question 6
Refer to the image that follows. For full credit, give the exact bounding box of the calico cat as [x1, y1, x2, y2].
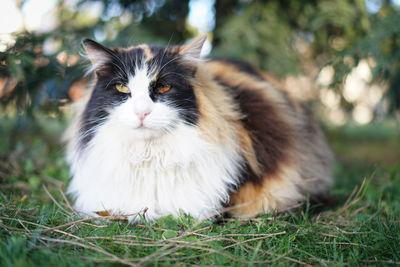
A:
[64, 35, 334, 221]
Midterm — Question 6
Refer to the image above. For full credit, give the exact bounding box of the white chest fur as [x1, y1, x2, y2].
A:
[67, 121, 241, 221]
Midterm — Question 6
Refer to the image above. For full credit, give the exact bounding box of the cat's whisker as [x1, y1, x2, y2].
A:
[110, 53, 130, 77]
[158, 71, 187, 80]
[105, 77, 123, 89]
[159, 55, 183, 72]
[154, 35, 174, 74]
[109, 61, 128, 78]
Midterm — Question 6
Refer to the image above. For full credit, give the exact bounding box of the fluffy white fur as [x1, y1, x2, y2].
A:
[66, 70, 242, 221]
[67, 123, 241, 221]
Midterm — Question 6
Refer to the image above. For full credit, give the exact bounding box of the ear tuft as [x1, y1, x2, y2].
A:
[179, 34, 208, 60]
[81, 39, 114, 72]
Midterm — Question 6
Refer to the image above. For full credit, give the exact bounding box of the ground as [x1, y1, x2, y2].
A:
[0, 115, 399, 266]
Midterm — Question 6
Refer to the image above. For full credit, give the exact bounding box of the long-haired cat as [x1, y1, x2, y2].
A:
[64, 35, 333, 221]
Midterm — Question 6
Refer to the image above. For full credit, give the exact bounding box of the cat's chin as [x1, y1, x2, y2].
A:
[129, 126, 167, 140]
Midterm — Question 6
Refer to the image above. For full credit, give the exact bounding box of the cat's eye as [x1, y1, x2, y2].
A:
[158, 85, 171, 93]
[115, 84, 130, 94]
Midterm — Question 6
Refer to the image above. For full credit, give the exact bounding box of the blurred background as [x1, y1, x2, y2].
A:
[0, 0, 399, 197]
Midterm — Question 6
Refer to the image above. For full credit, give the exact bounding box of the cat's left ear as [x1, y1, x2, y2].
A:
[178, 34, 208, 60]
[82, 39, 115, 71]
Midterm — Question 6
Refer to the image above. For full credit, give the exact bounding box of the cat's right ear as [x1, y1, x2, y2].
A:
[82, 39, 114, 72]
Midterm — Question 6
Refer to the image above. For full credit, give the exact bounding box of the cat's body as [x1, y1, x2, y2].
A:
[65, 36, 333, 221]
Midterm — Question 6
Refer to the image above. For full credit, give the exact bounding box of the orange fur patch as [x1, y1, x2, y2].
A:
[137, 44, 154, 60]
[192, 65, 243, 147]
[228, 164, 304, 216]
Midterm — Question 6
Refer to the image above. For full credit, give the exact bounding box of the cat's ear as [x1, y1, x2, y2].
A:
[178, 34, 208, 60]
[82, 39, 114, 71]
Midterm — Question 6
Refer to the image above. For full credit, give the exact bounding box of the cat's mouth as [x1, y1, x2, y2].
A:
[135, 124, 150, 130]
[132, 122, 161, 133]
[138, 125, 151, 130]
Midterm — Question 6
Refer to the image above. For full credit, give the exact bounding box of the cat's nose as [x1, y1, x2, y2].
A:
[133, 94, 154, 121]
[137, 111, 150, 121]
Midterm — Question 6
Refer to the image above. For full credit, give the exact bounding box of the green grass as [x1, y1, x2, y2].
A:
[1, 116, 400, 266]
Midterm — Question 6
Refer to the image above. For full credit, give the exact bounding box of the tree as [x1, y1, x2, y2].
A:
[213, 0, 400, 118]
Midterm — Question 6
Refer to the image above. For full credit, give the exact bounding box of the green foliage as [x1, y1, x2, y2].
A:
[213, 0, 371, 75]
[329, 11, 400, 110]
[213, 0, 400, 110]
[0, 32, 83, 116]
[213, 1, 299, 75]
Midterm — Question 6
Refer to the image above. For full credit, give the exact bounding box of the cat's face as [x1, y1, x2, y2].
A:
[80, 36, 206, 145]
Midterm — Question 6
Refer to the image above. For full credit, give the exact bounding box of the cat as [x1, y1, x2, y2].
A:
[64, 35, 334, 221]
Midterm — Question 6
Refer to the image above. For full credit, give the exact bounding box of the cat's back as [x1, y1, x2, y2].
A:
[201, 58, 334, 216]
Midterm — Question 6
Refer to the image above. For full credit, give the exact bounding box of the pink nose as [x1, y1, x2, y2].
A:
[137, 112, 150, 121]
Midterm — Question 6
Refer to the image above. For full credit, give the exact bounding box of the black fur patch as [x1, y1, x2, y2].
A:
[147, 45, 199, 126]
[214, 78, 294, 185]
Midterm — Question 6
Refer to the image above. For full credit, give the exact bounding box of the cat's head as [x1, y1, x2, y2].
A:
[80, 35, 207, 145]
